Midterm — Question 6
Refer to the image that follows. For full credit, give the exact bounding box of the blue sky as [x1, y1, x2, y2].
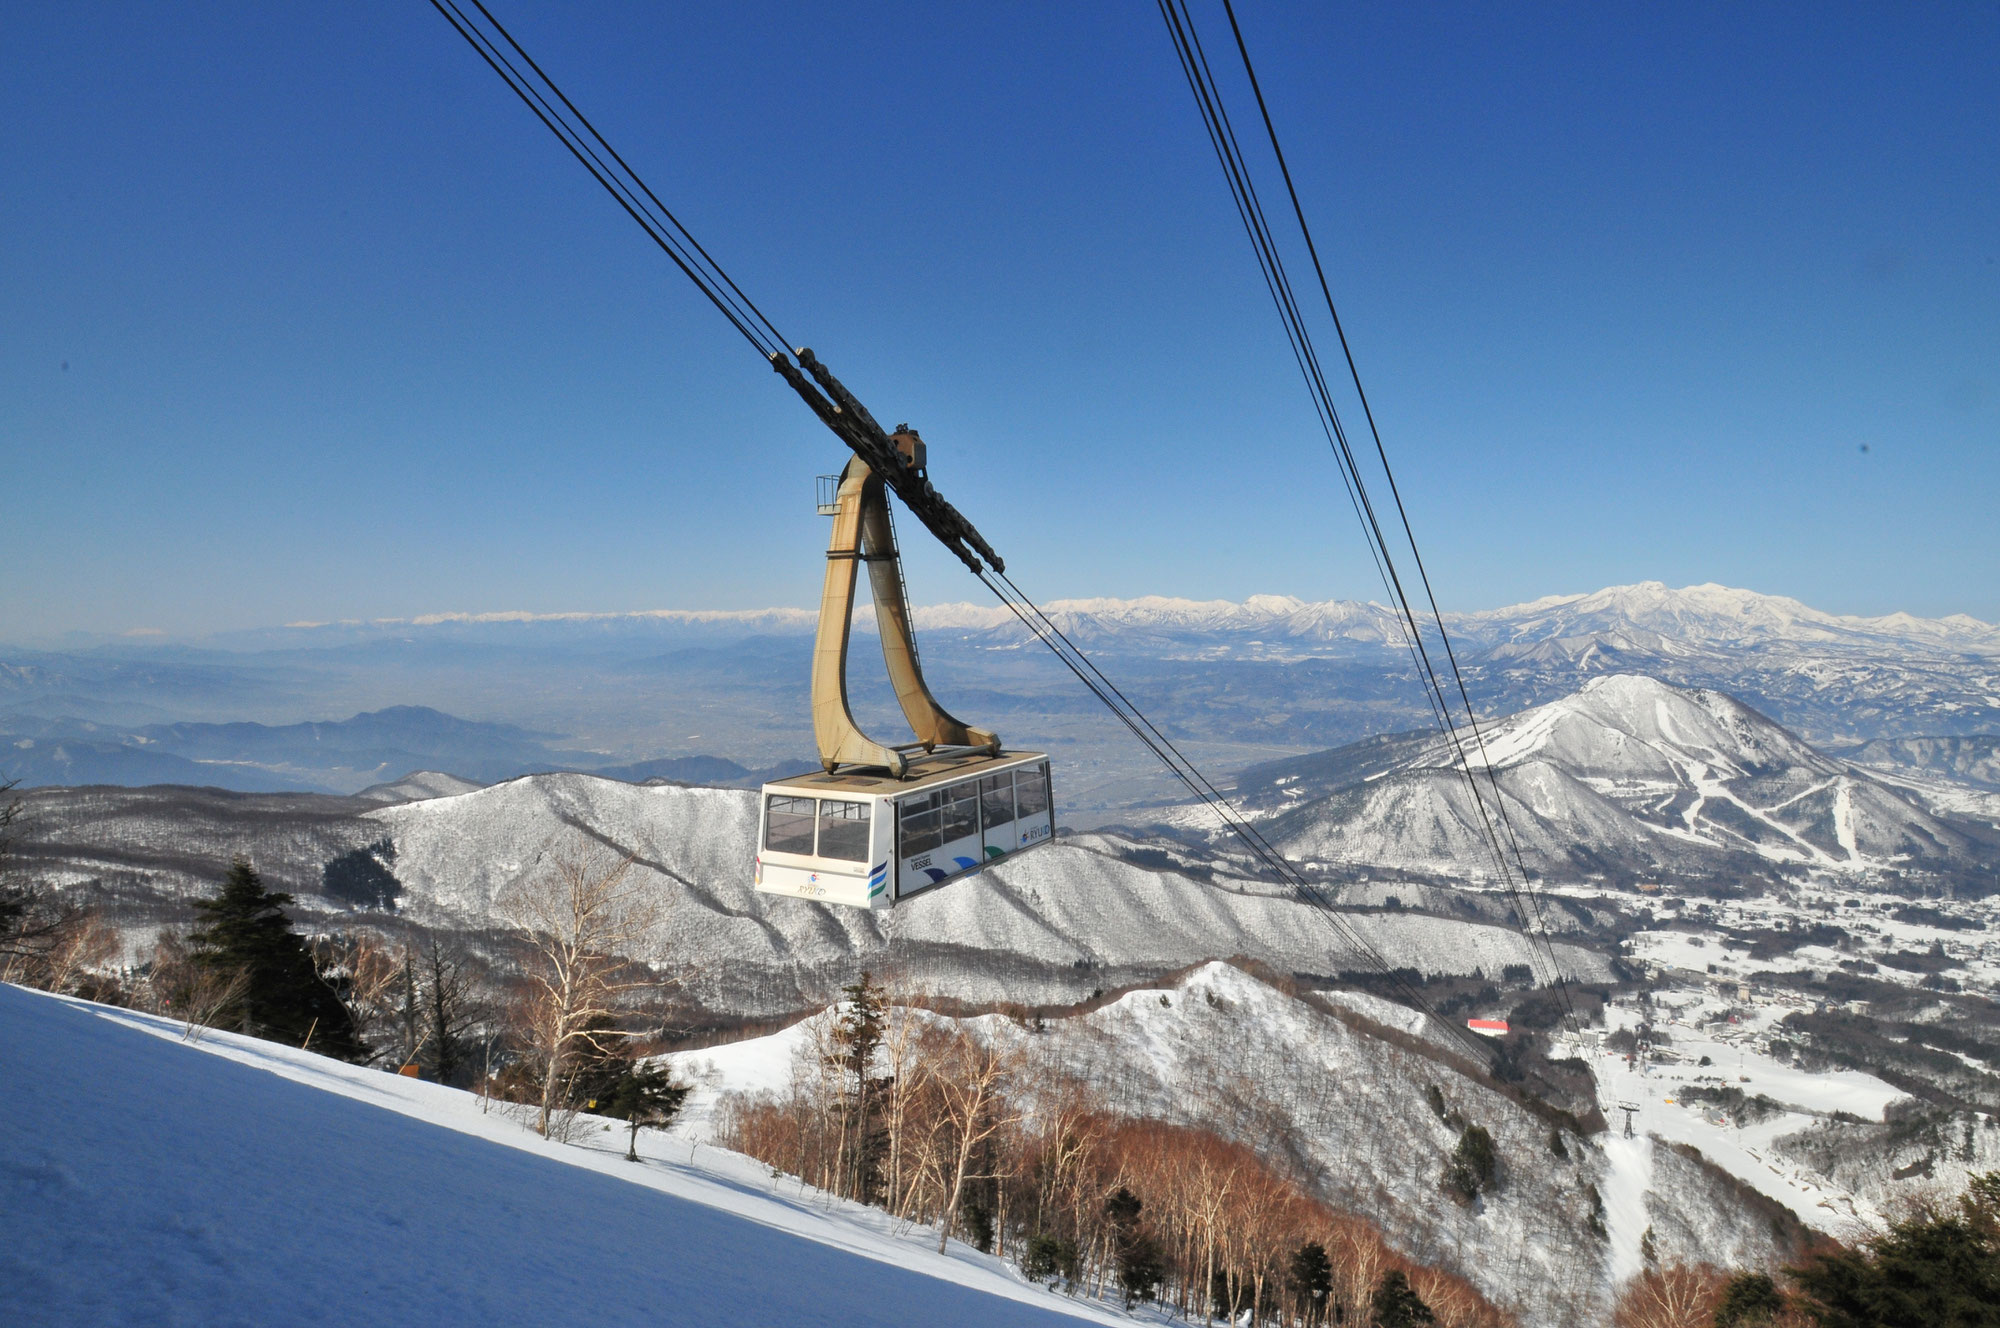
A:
[5, 1, 1996, 639]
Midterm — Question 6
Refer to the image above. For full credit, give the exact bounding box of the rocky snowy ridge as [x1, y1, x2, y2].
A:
[363, 773, 1610, 1018]
[1245, 675, 1994, 888]
[672, 960, 1814, 1328]
[909, 581, 2000, 658]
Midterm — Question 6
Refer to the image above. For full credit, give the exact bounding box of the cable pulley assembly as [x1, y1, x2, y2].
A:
[770, 348, 1002, 575]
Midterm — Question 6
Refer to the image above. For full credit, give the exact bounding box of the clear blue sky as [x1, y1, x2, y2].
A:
[5, 1, 1996, 640]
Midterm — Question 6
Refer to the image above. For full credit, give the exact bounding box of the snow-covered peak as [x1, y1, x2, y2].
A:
[1453, 674, 1821, 779]
[352, 770, 485, 805]
[1469, 582, 2000, 654]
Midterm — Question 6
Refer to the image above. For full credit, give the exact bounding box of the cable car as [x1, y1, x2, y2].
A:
[753, 417, 1057, 908]
[756, 750, 1053, 907]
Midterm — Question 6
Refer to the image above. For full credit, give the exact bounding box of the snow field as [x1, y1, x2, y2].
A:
[1594, 990, 1904, 1236]
[0, 983, 1133, 1328]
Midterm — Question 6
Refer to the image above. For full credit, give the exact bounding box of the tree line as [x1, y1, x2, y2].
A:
[719, 973, 1508, 1327]
[1, 798, 692, 1155]
[1611, 1169, 2000, 1328]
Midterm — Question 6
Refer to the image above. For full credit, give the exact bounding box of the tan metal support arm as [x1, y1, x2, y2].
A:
[812, 456, 1000, 775]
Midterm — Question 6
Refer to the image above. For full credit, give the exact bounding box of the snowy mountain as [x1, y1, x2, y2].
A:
[17, 770, 1609, 1020]
[362, 774, 1612, 1017]
[909, 581, 2000, 660]
[1243, 675, 1995, 890]
[1456, 582, 2000, 656]
[7, 584, 1995, 803]
[1843, 735, 2000, 791]
[673, 961, 1811, 1328]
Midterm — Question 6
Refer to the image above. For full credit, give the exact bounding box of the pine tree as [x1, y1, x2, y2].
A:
[1370, 1270, 1436, 1327]
[1713, 1270, 1783, 1326]
[1289, 1241, 1334, 1324]
[1789, 1171, 2000, 1328]
[602, 1063, 690, 1161]
[829, 971, 888, 1201]
[1445, 1124, 1497, 1202]
[1104, 1187, 1161, 1308]
[189, 857, 363, 1059]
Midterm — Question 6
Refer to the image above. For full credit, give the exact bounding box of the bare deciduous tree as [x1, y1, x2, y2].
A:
[1611, 1262, 1726, 1328]
[928, 1026, 1021, 1255]
[717, 992, 1514, 1326]
[144, 930, 252, 1043]
[0, 782, 105, 991]
[498, 837, 664, 1137]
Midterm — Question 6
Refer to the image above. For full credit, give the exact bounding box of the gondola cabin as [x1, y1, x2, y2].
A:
[755, 750, 1053, 908]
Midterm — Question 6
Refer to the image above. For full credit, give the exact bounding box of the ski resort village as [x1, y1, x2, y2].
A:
[7, 5, 1998, 1328]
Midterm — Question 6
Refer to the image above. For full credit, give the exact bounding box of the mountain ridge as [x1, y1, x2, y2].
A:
[1243, 674, 1996, 891]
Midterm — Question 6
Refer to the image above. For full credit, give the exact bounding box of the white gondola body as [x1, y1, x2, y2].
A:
[754, 750, 1053, 909]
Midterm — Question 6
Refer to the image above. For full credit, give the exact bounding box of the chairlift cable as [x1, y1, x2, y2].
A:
[1212, 0, 1584, 1037]
[1186, 0, 1580, 1038]
[458, 0, 794, 357]
[1159, 0, 1514, 897]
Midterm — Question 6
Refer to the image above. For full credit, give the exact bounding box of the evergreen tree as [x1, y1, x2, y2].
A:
[1789, 1171, 2000, 1328]
[1370, 1270, 1436, 1327]
[1445, 1124, 1497, 1201]
[563, 1012, 632, 1110]
[1713, 1270, 1784, 1326]
[1290, 1241, 1334, 1324]
[602, 1063, 690, 1161]
[1021, 1232, 1080, 1285]
[189, 858, 362, 1059]
[1104, 1187, 1161, 1307]
[829, 971, 889, 1202]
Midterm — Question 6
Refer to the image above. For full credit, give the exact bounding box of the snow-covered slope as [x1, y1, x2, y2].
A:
[1256, 676, 1990, 887]
[0, 982, 1129, 1328]
[353, 769, 485, 804]
[672, 962, 1809, 1328]
[363, 773, 1611, 1017]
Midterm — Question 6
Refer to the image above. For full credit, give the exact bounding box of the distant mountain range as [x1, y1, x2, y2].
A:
[0, 707, 789, 796]
[207, 581, 2000, 659]
[914, 581, 2000, 660]
[4, 583, 1995, 803]
[1234, 674, 1997, 894]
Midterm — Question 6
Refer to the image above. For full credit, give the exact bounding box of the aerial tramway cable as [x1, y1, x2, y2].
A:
[429, 0, 790, 361]
[972, 569, 1510, 1066]
[1160, 0, 1585, 1040]
[429, 2, 1511, 1067]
